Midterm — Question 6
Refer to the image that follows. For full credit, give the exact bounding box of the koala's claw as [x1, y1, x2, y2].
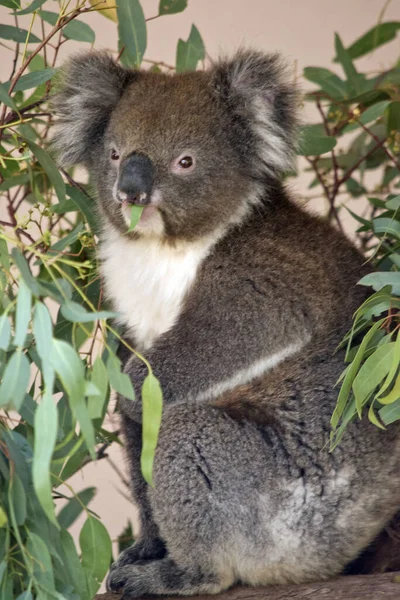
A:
[109, 538, 166, 572]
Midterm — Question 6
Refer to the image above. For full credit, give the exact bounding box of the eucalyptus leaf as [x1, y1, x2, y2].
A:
[359, 272, 400, 295]
[353, 343, 395, 414]
[0, 24, 40, 43]
[63, 20, 95, 44]
[141, 372, 163, 486]
[33, 389, 58, 526]
[16, 0, 46, 14]
[298, 126, 337, 156]
[159, 0, 187, 14]
[80, 516, 112, 597]
[14, 279, 32, 347]
[0, 82, 17, 110]
[50, 339, 95, 457]
[12, 68, 57, 92]
[0, 349, 30, 411]
[127, 204, 144, 232]
[58, 487, 96, 529]
[117, 0, 147, 67]
[0, 315, 11, 351]
[346, 22, 400, 60]
[26, 139, 65, 203]
[176, 25, 205, 73]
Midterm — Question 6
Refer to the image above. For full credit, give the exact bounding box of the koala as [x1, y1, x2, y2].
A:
[53, 50, 400, 597]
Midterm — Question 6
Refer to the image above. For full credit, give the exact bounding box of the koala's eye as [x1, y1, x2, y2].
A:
[110, 149, 120, 161]
[179, 156, 193, 169]
[171, 153, 195, 174]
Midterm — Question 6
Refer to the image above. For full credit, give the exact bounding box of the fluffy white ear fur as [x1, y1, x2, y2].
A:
[51, 52, 133, 167]
[213, 50, 298, 176]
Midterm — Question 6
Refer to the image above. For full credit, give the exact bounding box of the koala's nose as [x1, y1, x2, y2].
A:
[117, 153, 154, 206]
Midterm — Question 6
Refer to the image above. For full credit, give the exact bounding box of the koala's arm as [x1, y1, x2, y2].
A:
[122, 268, 310, 417]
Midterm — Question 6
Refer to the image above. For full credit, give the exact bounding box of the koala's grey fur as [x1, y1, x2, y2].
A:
[53, 50, 400, 597]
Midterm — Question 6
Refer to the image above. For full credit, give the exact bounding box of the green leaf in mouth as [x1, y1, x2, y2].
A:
[127, 204, 144, 232]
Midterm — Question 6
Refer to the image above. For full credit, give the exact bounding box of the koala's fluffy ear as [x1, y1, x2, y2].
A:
[211, 50, 298, 177]
[51, 52, 134, 167]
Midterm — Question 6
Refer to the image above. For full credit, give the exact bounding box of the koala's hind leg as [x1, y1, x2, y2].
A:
[107, 403, 267, 597]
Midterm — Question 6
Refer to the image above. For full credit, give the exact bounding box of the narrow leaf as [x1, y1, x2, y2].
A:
[58, 487, 96, 529]
[80, 516, 112, 597]
[117, 0, 147, 67]
[346, 22, 400, 60]
[359, 272, 400, 295]
[298, 126, 337, 156]
[0, 315, 11, 351]
[0, 82, 17, 110]
[61, 301, 118, 323]
[88, 358, 109, 419]
[26, 139, 65, 202]
[176, 25, 205, 73]
[353, 343, 395, 414]
[33, 389, 58, 527]
[159, 0, 187, 14]
[127, 205, 144, 232]
[13, 67, 57, 92]
[0, 349, 30, 411]
[141, 372, 163, 486]
[334, 33, 361, 95]
[50, 339, 95, 457]
[14, 279, 32, 347]
[16, 0, 46, 13]
[63, 20, 95, 44]
[0, 24, 40, 43]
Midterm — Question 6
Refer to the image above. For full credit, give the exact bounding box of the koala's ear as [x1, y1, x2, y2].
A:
[51, 52, 134, 167]
[211, 50, 298, 177]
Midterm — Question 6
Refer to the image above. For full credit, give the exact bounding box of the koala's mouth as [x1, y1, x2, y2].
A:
[120, 200, 158, 226]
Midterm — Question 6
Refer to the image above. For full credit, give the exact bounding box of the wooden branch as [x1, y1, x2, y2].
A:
[95, 572, 400, 600]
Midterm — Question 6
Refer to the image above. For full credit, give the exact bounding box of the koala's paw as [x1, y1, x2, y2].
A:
[109, 538, 166, 573]
[106, 557, 220, 597]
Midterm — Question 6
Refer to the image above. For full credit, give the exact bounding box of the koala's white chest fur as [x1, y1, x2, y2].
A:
[100, 228, 213, 351]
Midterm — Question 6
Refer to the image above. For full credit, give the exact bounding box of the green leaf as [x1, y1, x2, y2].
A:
[107, 354, 135, 400]
[386, 194, 400, 210]
[331, 319, 385, 429]
[14, 279, 32, 347]
[387, 101, 400, 135]
[33, 302, 53, 359]
[359, 272, 400, 295]
[303, 67, 347, 99]
[12, 67, 57, 92]
[0, 508, 7, 528]
[176, 24, 205, 73]
[297, 126, 337, 156]
[0, 0, 20, 8]
[66, 185, 98, 234]
[0, 24, 40, 43]
[50, 339, 95, 457]
[0, 349, 30, 411]
[50, 221, 84, 253]
[346, 22, 400, 60]
[380, 397, 400, 425]
[58, 487, 96, 529]
[0, 82, 17, 110]
[88, 358, 109, 419]
[334, 33, 361, 95]
[141, 372, 163, 486]
[63, 20, 95, 44]
[117, 0, 147, 67]
[80, 516, 112, 597]
[38, 9, 58, 26]
[377, 333, 400, 400]
[9, 473, 26, 526]
[373, 217, 400, 239]
[33, 389, 58, 527]
[61, 301, 118, 323]
[343, 100, 391, 133]
[353, 342, 395, 415]
[59, 530, 89, 600]
[127, 205, 144, 232]
[0, 315, 11, 351]
[26, 531, 55, 592]
[16, 0, 46, 14]
[159, 0, 187, 14]
[26, 139, 65, 203]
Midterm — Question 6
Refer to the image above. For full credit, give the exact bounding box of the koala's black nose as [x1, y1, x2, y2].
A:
[117, 153, 154, 206]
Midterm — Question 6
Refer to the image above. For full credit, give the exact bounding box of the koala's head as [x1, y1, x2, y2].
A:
[52, 50, 297, 242]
